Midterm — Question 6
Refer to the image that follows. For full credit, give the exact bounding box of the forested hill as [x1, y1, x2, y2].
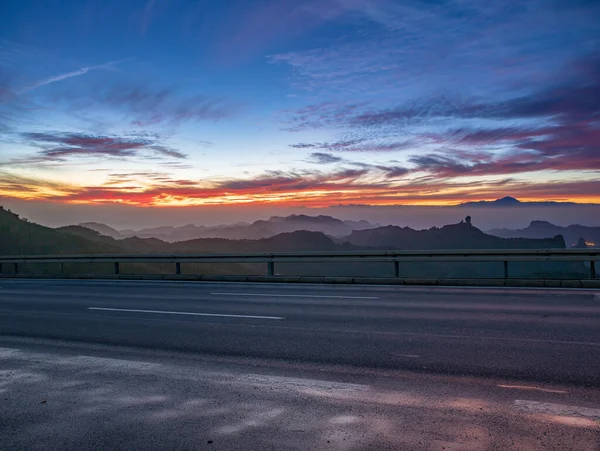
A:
[0, 207, 123, 255]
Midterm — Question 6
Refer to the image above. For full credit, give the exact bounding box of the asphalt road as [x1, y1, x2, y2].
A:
[0, 279, 599, 386]
[1, 280, 600, 450]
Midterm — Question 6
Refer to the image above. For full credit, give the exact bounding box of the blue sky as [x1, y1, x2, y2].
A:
[1, 0, 599, 218]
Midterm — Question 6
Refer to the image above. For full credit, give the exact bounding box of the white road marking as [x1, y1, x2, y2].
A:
[87, 307, 284, 320]
[212, 292, 379, 299]
[498, 384, 567, 394]
[514, 400, 600, 420]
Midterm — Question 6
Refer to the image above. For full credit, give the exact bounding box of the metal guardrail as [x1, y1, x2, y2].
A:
[0, 249, 597, 279]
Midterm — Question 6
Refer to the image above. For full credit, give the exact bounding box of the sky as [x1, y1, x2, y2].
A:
[0, 0, 599, 227]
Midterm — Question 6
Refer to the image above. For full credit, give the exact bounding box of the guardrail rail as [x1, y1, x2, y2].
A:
[0, 249, 597, 279]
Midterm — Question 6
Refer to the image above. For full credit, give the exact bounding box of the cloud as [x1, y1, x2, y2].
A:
[284, 52, 600, 179]
[409, 154, 477, 176]
[374, 165, 410, 178]
[217, 168, 370, 193]
[290, 139, 365, 151]
[150, 146, 187, 159]
[99, 83, 237, 126]
[342, 53, 600, 127]
[281, 102, 369, 132]
[402, 53, 600, 177]
[303, 151, 410, 177]
[18, 131, 187, 162]
[140, 0, 157, 36]
[216, 0, 395, 62]
[272, 4, 600, 184]
[290, 138, 413, 152]
[5, 166, 597, 207]
[0, 170, 77, 199]
[307, 152, 343, 164]
[270, 1, 600, 97]
[17, 60, 125, 94]
[408, 121, 600, 177]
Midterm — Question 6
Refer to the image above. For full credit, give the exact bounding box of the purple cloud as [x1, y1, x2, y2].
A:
[307, 152, 343, 164]
[374, 165, 410, 178]
[20, 131, 187, 161]
[218, 168, 370, 192]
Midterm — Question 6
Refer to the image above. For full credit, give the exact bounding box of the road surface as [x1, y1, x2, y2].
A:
[1, 280, 599, 449]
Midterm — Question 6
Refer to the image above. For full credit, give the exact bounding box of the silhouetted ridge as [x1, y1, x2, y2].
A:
[345, 220, 565, 249]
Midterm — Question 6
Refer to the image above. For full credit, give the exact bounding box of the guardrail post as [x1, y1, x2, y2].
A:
[394, 261, 400, 278]
[176, 262, 181, 275]
[267, 261, 275, 276]
[114, 262, 120, 275]
[0, 263, 2, 274]
[61, 262, 64, 274]
[503, 261, 508, 279]
[591, 260, 596, 279]
[14, 263, 18, 274]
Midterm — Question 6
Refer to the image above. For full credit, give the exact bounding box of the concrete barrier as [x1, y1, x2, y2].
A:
[403, 278, 438, 285]
[353, 277, 404, 285]
[507, 279, 545, 288]
[543, 280, 562, 288]
[561, 280, 583, 288]
[581, 280, 600, 289]
[441, 278, 505, 287]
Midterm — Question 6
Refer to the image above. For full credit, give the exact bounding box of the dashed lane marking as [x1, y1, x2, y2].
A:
[87, 306, 284, 320]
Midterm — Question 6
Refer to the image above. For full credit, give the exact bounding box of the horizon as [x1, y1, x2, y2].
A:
[1, 1, 599, 225]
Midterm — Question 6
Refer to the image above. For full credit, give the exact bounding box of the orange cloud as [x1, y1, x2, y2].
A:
[1, 168, 599, 207]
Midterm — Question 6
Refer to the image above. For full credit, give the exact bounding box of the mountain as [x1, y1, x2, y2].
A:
[461, 196, 522, 206]
[79, 222, 123, 239]
[118, 214, 379, 242]
[0, 208, 124, 255]
[167, 230, 345, 254]
[344, 219, 565, 249]
[487, 221, 600, 247]
[460, 196, 578, 207]
[56, 225, 123, 247]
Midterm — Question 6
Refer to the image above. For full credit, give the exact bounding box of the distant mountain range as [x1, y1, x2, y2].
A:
[85, 214, 380, 242]
[460, 196, 580, 207]
[76, 198, 597, 243]
[2, 206, 585, 279]
[487, 221, 599, 248]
